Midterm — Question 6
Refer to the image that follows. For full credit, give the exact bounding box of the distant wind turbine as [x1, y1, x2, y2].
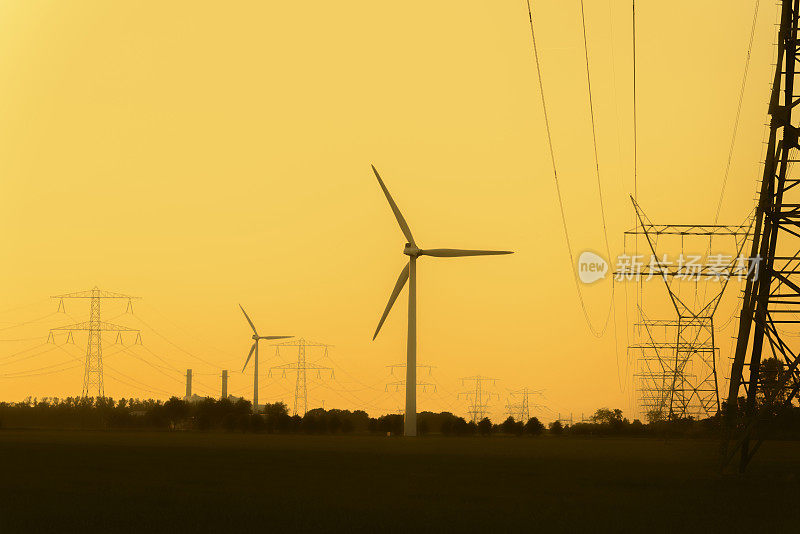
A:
[239, 304, 291, 412]
[370, 165, 513, 436]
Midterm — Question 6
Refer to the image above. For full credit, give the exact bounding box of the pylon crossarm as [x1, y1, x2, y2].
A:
[51, 321, 139, 332]
[51, 289, 140, 300]
[625, 224, 752, 236]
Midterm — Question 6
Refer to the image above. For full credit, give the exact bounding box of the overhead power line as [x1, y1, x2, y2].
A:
[714, 0, 762, 222]
[524, 0, 613, 337]
[131, 312, 223, 370]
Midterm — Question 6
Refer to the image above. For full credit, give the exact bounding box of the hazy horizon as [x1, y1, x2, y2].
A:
[0, 1, 774, 421]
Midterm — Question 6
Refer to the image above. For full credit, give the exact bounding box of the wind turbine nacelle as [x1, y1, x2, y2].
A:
[403, 243, 421, 257]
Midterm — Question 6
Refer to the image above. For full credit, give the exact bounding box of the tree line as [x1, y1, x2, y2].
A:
[2, 393, 799, 438]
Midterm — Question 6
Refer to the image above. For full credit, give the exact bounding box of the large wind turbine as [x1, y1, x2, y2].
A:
[239, 304, 291, 412]
[370, 165, 513, 436]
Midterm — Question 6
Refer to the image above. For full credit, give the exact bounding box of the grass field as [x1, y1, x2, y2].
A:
[0, 430, 798, 532]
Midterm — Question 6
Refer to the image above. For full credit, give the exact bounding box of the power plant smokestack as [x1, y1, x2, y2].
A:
[185, 369, 192, 399]
[221, 369, 228, 399]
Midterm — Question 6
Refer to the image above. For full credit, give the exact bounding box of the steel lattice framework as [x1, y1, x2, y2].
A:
[385, 363, 435, 393]
[621, 200, 751, 420]
[458, 375, 498, 423]
[504, 387, 544, 423]
[631, 317, 718, 420]
[49, 287, 140, 398]
[723, 0, 800, 472]
[632, 319, 686, 420]
[269, 338, 333, 416]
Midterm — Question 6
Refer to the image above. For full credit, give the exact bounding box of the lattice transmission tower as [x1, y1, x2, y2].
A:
[459, 375, 498, 423]
[269, 338, 333, 416]
[505, 387, 544, 422]
[622, 200, 751, 421]
[385, 363, 435, 392]
[723, 0, 800, 472]
[48, 287, 140, 398]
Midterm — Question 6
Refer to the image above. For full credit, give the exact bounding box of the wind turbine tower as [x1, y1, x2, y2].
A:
[370, 165, 513, 437]
[239, 304, 291, 413]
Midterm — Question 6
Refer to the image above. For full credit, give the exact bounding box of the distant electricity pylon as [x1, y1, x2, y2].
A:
[270, 338, 333, 416]
[459, 375, 498, 423]
[557, 413, 574, 427]
[386, 363, 435, 392]
[386, 363, 434, 376]
[48, 287, 140, 398]
[504, 387, 544, 422]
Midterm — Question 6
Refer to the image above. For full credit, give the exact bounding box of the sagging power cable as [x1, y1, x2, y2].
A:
[525, 0, 614, 338]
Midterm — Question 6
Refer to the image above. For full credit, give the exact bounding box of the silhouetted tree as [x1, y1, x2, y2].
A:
[163, 397, 189, 428]
[376, 414, 403, 435]
[549, 420, 563, 435]
[591, 408, 623, 425]
[477, 417, 493, 435]
[264, 402, 290, 433]
[645, 409, 666, 424]
[524, 417, 544, 435]
[501, 416, 524, 436]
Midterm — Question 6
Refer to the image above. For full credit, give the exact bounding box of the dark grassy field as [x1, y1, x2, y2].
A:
[0, 430, 798, 532]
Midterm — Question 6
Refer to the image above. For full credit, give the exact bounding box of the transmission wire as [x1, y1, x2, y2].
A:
[714, 0, 761, 223]
[525, 0, 613, 338]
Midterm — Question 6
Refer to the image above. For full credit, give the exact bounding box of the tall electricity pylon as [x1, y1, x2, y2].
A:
[621, 199, 751, 420]
[459, 375, 498, 423]
[505, 387, 544, 422]
[49, 287, 140, 398]
[269, 338, 333, 416]
[723, 0, 800, 472]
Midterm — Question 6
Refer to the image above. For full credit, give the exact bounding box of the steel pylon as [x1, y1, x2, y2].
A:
[723, 0, 800, 472]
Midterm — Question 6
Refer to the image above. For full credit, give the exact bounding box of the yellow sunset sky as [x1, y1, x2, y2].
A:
[0, 1, 775, 421]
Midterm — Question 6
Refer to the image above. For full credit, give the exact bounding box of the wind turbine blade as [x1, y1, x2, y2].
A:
[242, 343, 256, 371]
[420, 249, 514, 257]
[371, 165, 415, 246]
[373, 263, 410, 340]
[260, 335, 293, 340]
[239, 304, 258, 336]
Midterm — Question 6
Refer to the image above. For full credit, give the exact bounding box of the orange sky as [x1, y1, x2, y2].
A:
[0, 1, 776, 421]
